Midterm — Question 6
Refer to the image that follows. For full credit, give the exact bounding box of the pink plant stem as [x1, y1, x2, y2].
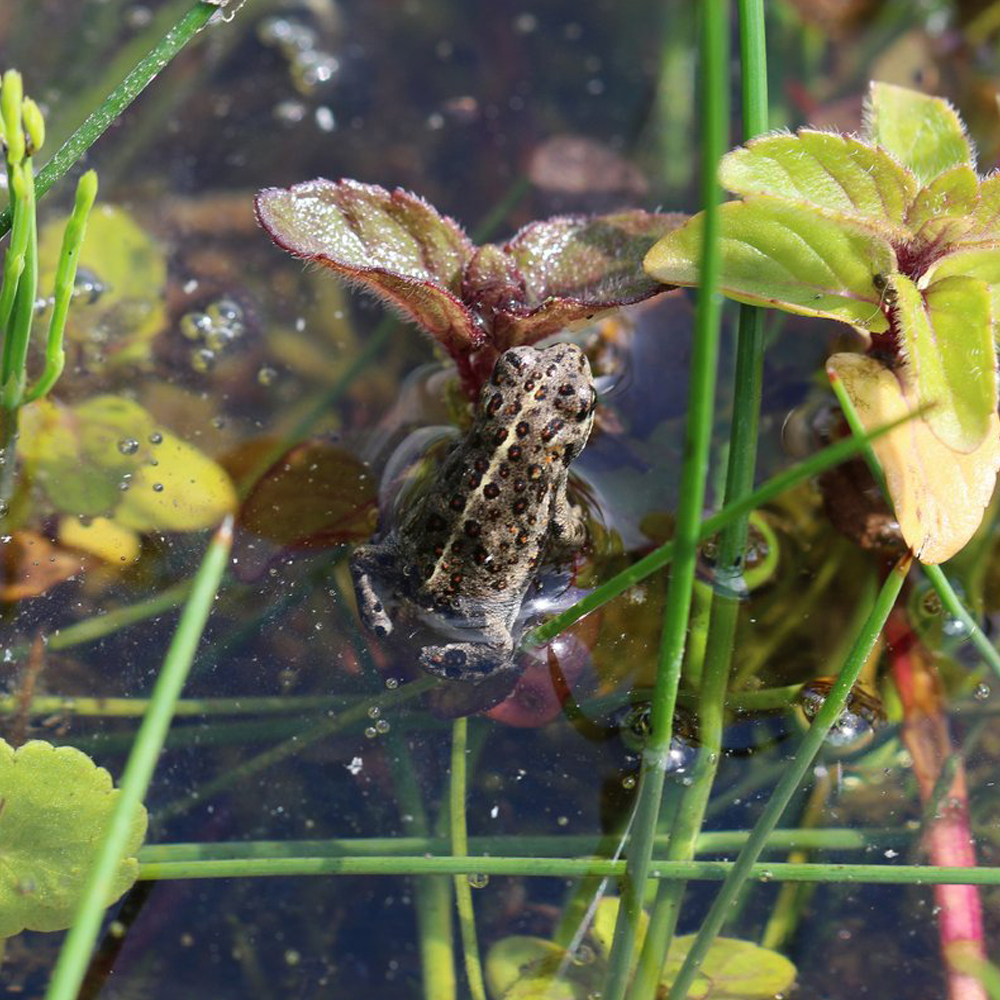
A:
[886, 609, 987, 1000]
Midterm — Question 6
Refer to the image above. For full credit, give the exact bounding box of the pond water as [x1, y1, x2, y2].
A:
[2, 1, 1000, 998]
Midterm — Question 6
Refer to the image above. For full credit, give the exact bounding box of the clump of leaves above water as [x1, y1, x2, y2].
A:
[255, 178, 684, 395]
[645, 81, 1000, 564]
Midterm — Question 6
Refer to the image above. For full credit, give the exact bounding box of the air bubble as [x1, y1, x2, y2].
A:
[975, 683, 991, 702]
[181, 311, 213, 340]
[257, 366, 278, 386]
[466, 873, 490, 889]
[191, 348, 216, 372]
[118, 438, 139, 455]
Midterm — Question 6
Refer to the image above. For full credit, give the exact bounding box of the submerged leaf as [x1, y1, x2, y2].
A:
[867, 82, 974, 185]
[37, 204, 166, 367]
[719, 130, 916, 231]
[234, 438, 377, 577]
[644, 195, 894, 330]
[485, 937, 581, 1000]
[59, 515, 141, 564]
[19, 396, 236, 532]
[828, 353, 1000, 563]
[0, 739, 147, 936]
[255, 179, 481, 355]
[661, 935, 797, 1000]
[0, 530, 85, 600]
[891, 273, 996, 452]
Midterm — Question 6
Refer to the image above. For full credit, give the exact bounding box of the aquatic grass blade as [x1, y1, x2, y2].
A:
[450, 718, 487, 1000]
[632, 4, 770, 995]
[0, 1, 223, 240]
[601, 4, 729, 999]
[44, 516, 233, 1000]
[663, 555, 910, 1000]
[23, 169, 98, 404]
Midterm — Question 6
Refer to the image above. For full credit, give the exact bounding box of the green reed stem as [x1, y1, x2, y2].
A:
[633, 6, 769, 994]
[601, 5, 729, 999]
[23, 169, 97, 403]
[830, 376, 1000, 680]
[386, 726, 456, 1000]
[1, 162, 36, 406]
[664, 554, 909, 1000]
[522, 409, 917, 651]
[0, 1, 221, 240]
[134, 854, 1000, 886]
[450, 718, 487, 1000]
[137, 826, 911, 864]
[0, 693, 344, 717]
[45, 516, 233, 1000]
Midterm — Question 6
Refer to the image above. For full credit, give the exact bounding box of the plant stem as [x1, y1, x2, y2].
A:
[0, 1, 221, 240]
[632, 5, 769, 991]
[132, 854, 1000, 886]
[45, 516, 233, 1000]
[664, 554, 909, 1000]
[601, 4, 729, 998]
[137, 826, 913, 864]
[450, 718, 487, 1000]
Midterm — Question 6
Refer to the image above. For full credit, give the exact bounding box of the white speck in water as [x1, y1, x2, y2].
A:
[346, 756, 363, 775]
[315, 105, 336, 132]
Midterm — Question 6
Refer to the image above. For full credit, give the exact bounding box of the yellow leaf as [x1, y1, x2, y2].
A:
[59, 516, 141, 565]
[114, 431, 237, 532]
[827, 353, 1000, 563]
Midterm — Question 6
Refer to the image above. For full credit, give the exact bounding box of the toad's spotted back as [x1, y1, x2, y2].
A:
[350, 342, 596, 692]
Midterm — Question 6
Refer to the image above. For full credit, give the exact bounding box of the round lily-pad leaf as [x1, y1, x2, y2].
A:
[485, 936, 583, 1000]
[0, 739, 148, 936]
[662, 935, 797, 1000]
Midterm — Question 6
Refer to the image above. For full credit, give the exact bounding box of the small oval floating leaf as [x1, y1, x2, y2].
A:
[827, 352, 1000, 563]
[719, 130, 916, 231]
[644, 195, 894, 330]
[891, 272, 996, 453]
[0, 739, 147, 936]
[867, 82, 974, 185]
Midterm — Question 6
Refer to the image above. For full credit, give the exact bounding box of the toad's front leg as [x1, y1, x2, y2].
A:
[349, 543, 397, 638]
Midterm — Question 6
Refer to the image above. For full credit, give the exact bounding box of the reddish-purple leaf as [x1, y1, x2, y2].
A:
[235, 438, 377, 579]
[255, 179, 482, 355]
[495, 210, 685, 348]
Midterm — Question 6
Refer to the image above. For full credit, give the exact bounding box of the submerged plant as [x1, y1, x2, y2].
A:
[645, 81, 1000, 564]
[255, 178, 683, 395]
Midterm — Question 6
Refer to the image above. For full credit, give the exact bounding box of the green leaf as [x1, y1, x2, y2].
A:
[0, 739, 147, 936]
[37, 204, 166, 368]
[905, 164, 979, 244]
[923, 247, 1000, 337]
[497, 210, 685, 348]
[661, 936, 797, 1000]
[891, 273, 996, 452]
[484, 937, 582, 1000]
[19, 395, 237, 530]
[719, 130, 916, 231]
[827, 352, 1000, 563]
[965, 172, 1000, 241]
[255, 179, 481, 355]
[866, 82, 973, 185]
[643, 195, 894, 330]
